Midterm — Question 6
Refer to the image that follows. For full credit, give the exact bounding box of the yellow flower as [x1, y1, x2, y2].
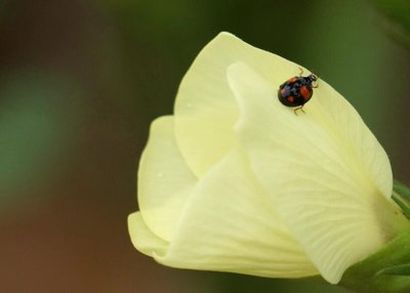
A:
[128, 32, 409, 284]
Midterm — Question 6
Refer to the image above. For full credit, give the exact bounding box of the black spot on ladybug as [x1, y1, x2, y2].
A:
[277, 71, 318, 114]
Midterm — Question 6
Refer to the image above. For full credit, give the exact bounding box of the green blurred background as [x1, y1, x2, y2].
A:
[0, 0, 409, 292]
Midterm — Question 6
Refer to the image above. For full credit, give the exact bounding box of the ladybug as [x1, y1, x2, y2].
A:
[278, 68, 318, 114]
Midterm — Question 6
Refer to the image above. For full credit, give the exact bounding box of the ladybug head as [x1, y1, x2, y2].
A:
[308, 74, 318, 82]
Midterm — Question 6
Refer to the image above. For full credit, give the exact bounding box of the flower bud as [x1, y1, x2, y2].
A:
[128, 32, 410, 284]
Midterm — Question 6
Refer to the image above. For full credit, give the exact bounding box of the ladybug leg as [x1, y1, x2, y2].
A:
[293, 106, 305, 115]
[298, 67, 304, 76]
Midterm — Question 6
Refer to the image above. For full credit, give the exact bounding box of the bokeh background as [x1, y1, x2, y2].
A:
[0, 0, 409, 292]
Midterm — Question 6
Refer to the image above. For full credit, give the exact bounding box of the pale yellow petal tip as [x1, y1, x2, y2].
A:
[148, 115, 174, 134]
[213, 31, 239, 41]
[205, 31, 247, 55]
[127, 212, 168, 257]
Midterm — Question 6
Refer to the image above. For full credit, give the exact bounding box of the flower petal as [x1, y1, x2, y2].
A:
[155, 150, 317, 278]
[128, 212, 168, 257]
[227, 62, 405, 283]
[138, 116, 196, 241]
[175, 32, 299, 177]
